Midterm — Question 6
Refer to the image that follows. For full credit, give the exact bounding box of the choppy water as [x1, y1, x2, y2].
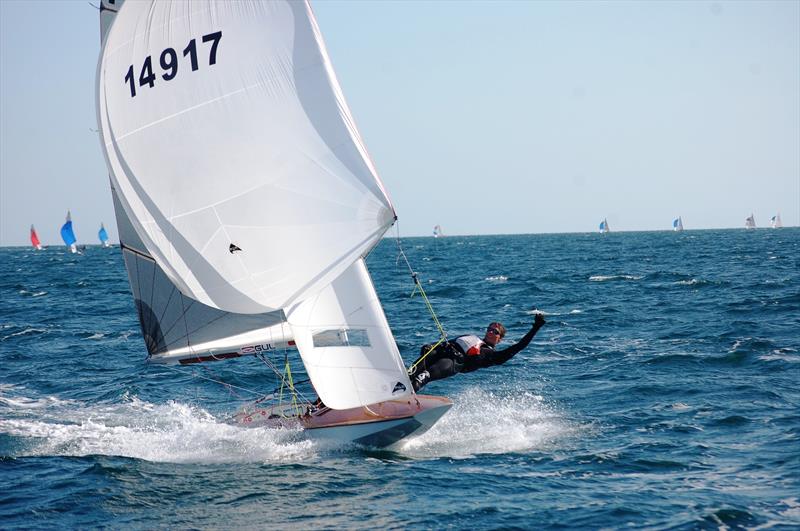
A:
[1, 229, 799, 529]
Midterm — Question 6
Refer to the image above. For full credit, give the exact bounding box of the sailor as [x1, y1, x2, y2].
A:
[409, 313, 546, 391]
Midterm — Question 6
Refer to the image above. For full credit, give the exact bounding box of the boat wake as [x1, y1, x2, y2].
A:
[0, 386, 315, 464]
[1, 385, 576, 462]
[397, 387, 575, 458]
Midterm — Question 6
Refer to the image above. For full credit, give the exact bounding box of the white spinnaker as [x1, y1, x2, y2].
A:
[99, 0, 296, 365]
[112, 186, 294, 364]
[286, 259, 412, 409]
[97, 0, 395, 315]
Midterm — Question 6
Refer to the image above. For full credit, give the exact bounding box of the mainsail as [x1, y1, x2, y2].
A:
[60, 211, 78, 253]
[97, 0, 411, 407]
[30, 225, 42, 250]
[98, 223, 110, 247]
[745, 214, 756, 229]
[433, 225, 443, 238]
[599, 218, 609, 233]
[672, 217, 683, 231]
[771, 214, 783, 228]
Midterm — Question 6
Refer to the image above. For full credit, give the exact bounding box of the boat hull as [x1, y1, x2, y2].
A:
[234, 394, 452, 448]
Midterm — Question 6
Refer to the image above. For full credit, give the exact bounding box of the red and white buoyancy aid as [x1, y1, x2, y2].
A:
[454, 335, 485, 356]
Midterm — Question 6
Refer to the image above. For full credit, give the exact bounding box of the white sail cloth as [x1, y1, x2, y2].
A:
[287, 259, 412, 409]
[98, 0, 411, 407]
[97, 0, 395, 314]
[99, 1, 298, 366]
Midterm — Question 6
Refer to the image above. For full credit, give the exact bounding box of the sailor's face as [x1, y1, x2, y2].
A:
[484, 326, 502, 346]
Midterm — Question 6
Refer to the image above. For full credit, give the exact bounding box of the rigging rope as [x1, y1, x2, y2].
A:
[394, 223, 448, 375]
[159, 363, 263, 401]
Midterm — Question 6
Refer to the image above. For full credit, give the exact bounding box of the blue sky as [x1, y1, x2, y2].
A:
[1, 0, 798, 246]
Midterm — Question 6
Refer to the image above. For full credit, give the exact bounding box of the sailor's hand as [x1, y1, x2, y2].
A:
[533, 313, 546, 327]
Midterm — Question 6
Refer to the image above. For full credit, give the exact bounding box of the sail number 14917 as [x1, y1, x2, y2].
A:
[124, 31, 222, 98]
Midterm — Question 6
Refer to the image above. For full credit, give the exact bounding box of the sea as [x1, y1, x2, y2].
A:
[1, 229, 798, 530]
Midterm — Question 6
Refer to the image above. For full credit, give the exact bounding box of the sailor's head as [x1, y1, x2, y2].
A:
[483, 322, 506, 346]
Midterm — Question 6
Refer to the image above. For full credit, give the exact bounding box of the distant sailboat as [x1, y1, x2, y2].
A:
[60, 211, 78, 253]
[770, 213, 783, 228]
[433, 224, 444, 238]
[30, 225, 43, 250]
[98, 223, 110, 247]
[745, 214, 756, 230]
[672, 217, 684, 232]
[599, 218, 610, 233]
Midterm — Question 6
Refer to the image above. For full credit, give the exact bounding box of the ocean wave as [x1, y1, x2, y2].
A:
[728, 337, 778, 356]
[674, 278, 710, 286]
[588, 275, 643, 282]
[525, 308, 582, 316]
[17, 289, 48, 297]
[758, 348, 799, 363]
[1, 327, 49, 341]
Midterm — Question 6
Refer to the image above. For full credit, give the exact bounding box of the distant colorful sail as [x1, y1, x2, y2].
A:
[770, 213, 783, 228]
[30, 225, 43, 250]
[672, 217, 683, 231]
[745, 214, 756, 230]
[60, 211, 78, 252]
[98, 223, 110, 247]
[599, 218, 609, 233]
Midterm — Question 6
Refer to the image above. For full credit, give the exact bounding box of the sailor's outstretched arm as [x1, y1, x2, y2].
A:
[490, 314, 546, 365]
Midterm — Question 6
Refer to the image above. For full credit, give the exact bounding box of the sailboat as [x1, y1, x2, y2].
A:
[745, 214, 756, 230]
[599, 218, 610, 233]
[60, 211, 78, 253]
[97, 0, 451, 447]
[30, 225, 43, 250]
[98, 223, 111, 247]
[771, 213, 783, 228]
[672, 217, 684, 232]
[433, 225, 444, 238]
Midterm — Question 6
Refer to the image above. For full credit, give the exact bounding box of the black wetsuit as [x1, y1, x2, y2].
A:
[409, 321, 544, 391]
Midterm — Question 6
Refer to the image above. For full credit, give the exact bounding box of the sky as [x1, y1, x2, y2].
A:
[0, 0, 798, 246]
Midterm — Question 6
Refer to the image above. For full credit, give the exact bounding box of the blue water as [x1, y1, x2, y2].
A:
[1, 229, 799, 529]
